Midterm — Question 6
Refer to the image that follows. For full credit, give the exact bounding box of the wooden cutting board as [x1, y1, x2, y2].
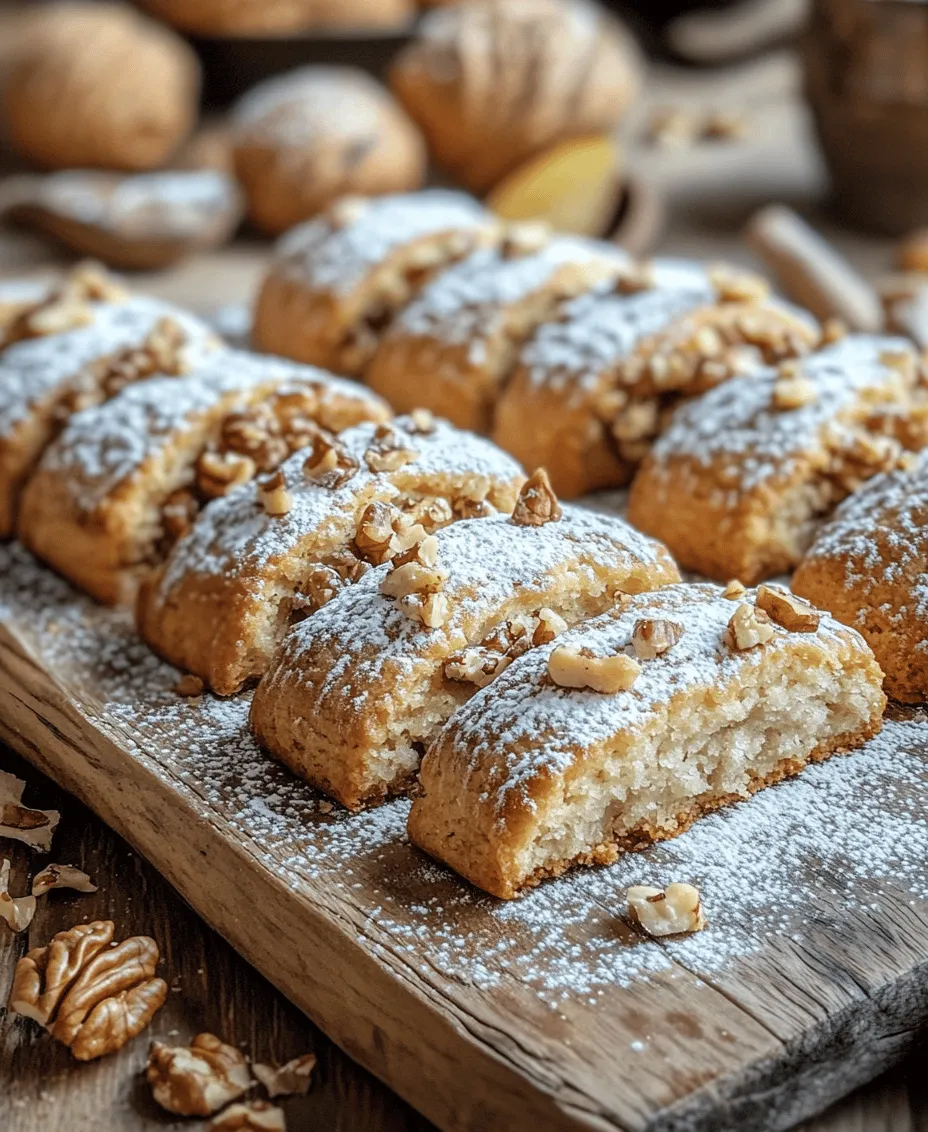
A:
[2, 539, 928, 1132]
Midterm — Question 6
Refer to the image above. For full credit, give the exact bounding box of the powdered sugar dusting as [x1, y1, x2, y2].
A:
[39, 350, 385, 515]
[273, 190, 488, 295]
[650, 334, 916, 489]
[2, 540, 926, 1008]
[390, 239, 627, 359]
[0, 296, 215, 437]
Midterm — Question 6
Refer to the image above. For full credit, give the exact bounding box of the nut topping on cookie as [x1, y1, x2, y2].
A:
[257, 471, 292, 517]
[380, 537, 449, 628]
[631, 618, 683, 660]
[548, 645, 641, 693]
[302, 434, 358, 489]
[196, 451, 257, 500]
[444, 647, 510, 689]
[755, 585, 821, 633]
[613, 263, 655, 296]
[511, 468, 562, 527]
[364, 425, 419, 474]
[726, 602, 775, 650]
[722, 579, 747, 600]
[407, 408, 436, 435]
[708, 264, 770, 304]
[773, 372, 817, 410]
[532, 607, 568, 646]
[627, 883, 706, 937]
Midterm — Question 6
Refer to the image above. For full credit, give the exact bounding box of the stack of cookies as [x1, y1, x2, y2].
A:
[2, 231, 916, 900]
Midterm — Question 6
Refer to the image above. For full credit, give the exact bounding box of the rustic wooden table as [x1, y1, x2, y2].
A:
[1, 46, 927, 1132]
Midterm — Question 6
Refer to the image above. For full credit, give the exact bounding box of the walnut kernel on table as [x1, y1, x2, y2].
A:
[8, 920, 167, 1060]
[211, 1100, 286, 1131]
[148, 1032, 254, 1116]
[0, 768, 60, 851]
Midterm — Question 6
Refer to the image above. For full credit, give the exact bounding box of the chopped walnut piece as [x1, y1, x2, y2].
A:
[197, 450, 258, 500]
[381, 560, 447, 600]
[821, 317, 847, 344]
[174, 674, 205, 698]
[400, 495, 454, 533]
[708, 264, 770, 304]
[354, 501, 400, 565]
[252, 1053, 317, 1098]
[64, 261, 127, 304]
[627, 883, 706, 937]
[211, 1101, 287, 1131]
[257, 471, 292, 518]
[548, 645, 640, 693]
[0, 859, 36, 933]
[9, 920, 167, 1060]
[755, 585, 821, 633]
[364, 424, 418, 473]
[292, 566, 345, 617]
[0, 770, 60, 852]
[31, 864, 97, 898]
[0, 293, 91, 350]
[391, 533, 439, 569]
[302, 434, 358, 489]
[613, 264, 655, 296]
[511, 469, 562, 527]
[444, 647, 511, 688]
[407, 408, 436, 435]
[502, 221, 551, 257]
[726, 603, 775, 650]
[401, 591, 450, 629]
[772, 375, 817, 410]
[89, 317, 190, 400]
[632, 619, 684, 660]
[533, 607, 568, 647]
[612, 401, 660, 444]
[722, 579, 746, 600]
[148, 1033, 254, 1117]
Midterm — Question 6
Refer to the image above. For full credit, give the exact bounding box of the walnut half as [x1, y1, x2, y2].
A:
[548, 645, 640, 693]
[8, 920, 167, 1060]
[511, 468, 562, 527]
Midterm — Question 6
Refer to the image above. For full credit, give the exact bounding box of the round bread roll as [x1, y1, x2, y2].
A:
[1, 3, 200, 172]
[390, 0, 643, 193]
[232, 67, 427, 235]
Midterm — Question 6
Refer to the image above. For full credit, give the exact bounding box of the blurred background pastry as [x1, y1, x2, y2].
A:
[390, 0, 643, 194]
[139, 0, 414, 36]
[1, 2, 200, 172]
[231, 66, 426, 235]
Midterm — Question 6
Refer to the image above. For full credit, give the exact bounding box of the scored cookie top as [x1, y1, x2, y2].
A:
[271, 190, 490, 296]
[0, 296, 216, 437]
[647, 335, 918, 490]
[387, 237, 627, 356]
[276, 506, 673, 683]
[155, 416, 523, 592]
[435, 582, 867, 818]
[801, 460, 928, 614]
[38, 350, 385, 515]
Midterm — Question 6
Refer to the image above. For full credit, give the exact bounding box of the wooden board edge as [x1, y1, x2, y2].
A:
[0, 619, 622, 1132]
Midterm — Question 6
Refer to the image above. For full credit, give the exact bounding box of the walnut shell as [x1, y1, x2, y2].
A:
[390, 0, 643, 193]
[2, 2, 200, 172]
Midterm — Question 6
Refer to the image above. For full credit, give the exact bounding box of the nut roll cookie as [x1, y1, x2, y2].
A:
[0, 266, 217, 536]
[251, 477, 679, 809]
[627, 335, 928, 584]
[252, 190, 497, 375]
[408, 582, 886, 898]
[365, 232, 627, 432]
[493, 262, 821, 498]
[138, 415, 524, 694]
[793, 459, 928, 702]
[19, 352, 389, 605]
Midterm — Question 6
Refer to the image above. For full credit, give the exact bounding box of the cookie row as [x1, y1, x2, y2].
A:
[253, 192, 928, 587]
[251, 191, 820, 489]
[247, 474, 884, 896]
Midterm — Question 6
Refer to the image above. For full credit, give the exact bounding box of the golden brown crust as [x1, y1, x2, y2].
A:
[231, 68, 426, 236]
[251, 191, 496, 375]
[408, 584, 886, 898]
[792, 465, 928, 702]
[627, 336, 924, 583]
[2, 3, 199, 172]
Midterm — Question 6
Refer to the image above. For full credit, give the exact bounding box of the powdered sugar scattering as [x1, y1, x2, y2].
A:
[273, 190, 488, 295]
[3, 540, 926, 1008]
